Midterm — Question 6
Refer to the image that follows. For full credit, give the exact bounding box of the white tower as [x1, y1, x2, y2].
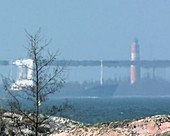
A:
[100, 60, 103, 86]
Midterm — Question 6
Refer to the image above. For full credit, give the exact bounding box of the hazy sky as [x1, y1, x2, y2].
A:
[1, 0, 170, 81]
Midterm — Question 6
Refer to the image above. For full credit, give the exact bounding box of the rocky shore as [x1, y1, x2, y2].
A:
[1, 110, 170, 135]
[52, 115, 170, 136]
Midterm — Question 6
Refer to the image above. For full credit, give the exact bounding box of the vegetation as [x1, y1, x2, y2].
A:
[2, 29, 70, 135]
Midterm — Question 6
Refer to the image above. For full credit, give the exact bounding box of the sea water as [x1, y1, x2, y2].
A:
[2, 95, 170, 124]
[51, 97, 170, 124]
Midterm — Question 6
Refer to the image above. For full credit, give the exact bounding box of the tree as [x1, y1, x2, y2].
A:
[3, 29, 69, 135]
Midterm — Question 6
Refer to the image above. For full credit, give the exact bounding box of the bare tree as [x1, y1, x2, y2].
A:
[3, 29, 69, 135]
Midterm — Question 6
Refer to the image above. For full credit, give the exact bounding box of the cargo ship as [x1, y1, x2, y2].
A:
[55, 82, 118, 98]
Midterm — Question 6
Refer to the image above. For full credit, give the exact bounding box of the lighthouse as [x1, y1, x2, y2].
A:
[130, 39, 140, 84]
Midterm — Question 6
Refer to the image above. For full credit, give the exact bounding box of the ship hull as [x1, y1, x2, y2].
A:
[55, 83, 118, 98]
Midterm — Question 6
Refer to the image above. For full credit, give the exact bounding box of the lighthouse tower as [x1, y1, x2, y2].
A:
[130, 39, 140, 84]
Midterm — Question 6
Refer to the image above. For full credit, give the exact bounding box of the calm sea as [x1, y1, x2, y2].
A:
[2, 94, 170, 124]
[52, 97, 170, 124]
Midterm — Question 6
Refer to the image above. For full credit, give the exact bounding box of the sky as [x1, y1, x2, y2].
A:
[1, 0, 170, 81]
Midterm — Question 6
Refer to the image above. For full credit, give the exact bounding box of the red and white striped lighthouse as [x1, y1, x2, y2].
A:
[130, 39, 140, 84]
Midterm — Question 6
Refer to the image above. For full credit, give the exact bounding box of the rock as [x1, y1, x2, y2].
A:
[1, 111, 170, 136]
[60, 115, 170, 136]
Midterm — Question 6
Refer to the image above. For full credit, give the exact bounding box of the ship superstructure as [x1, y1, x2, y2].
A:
[10, 59, 33, 90]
